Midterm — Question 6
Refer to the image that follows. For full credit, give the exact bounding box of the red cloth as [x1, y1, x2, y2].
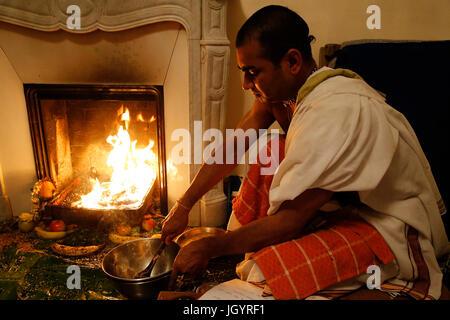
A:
[231, 135, 395, 299]
[232, 137, 285, 225]
[252, 217, 394, 299]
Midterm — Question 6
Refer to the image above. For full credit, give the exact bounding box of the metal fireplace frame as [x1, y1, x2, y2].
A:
[24, 84, 168, 223]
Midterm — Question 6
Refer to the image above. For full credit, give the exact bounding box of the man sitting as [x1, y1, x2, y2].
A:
[162, 5, 449, 300]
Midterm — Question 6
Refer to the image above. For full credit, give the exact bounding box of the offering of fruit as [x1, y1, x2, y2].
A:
[51, 243, 105, 257]
[141, 214, 155, 232]
[108, 232, 141, 244]
[38, 180, 56, 200]
[49, 220, 66, 232]
[34, 225, 76, 240]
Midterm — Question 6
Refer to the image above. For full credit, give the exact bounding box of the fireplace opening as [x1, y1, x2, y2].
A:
[24, 84, 168, 229]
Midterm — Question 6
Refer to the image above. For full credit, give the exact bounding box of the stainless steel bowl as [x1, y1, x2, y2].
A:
[102, 238, 179, 299]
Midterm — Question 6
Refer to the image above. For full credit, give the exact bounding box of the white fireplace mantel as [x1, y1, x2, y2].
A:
[0, 0, 230, 226]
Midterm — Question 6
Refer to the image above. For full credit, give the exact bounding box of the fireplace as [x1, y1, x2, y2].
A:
[0, 0, 230, 227]
[24, 84, 167, 228]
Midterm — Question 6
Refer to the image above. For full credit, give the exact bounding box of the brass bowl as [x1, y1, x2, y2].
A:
[174, 227, 227, 247]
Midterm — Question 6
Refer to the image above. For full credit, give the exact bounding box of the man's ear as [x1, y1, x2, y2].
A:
[284, 49, 303, 75]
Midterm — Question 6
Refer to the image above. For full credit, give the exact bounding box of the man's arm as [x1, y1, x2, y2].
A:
[213, 188, 333, 255]
[169, 188, 334, 280]
[161, 99, 279, 243]
[178, 99, 277, 208]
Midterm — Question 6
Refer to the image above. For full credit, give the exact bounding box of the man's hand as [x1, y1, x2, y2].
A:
[168, 237, 213, 289]
[161, 201, 191, 245]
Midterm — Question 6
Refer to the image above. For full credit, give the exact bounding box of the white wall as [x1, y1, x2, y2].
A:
[163, 26, 198, 223]
[0, 21, 180, 85]
[0, 47, 36, 218]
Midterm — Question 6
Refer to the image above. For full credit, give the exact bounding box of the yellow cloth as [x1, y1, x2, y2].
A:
[296, 68, 362, 105]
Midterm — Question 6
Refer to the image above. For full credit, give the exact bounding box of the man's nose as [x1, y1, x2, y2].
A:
[242, 73, 254, 91]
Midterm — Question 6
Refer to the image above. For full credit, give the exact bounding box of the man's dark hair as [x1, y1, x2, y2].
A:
[236, 5, 315, 65]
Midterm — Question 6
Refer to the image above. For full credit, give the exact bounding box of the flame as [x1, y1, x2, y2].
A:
[136, 113, 145, 122]
[121, 108, 130, 130]
[73, 107, 158, 210]
[136, 113, 156, 123]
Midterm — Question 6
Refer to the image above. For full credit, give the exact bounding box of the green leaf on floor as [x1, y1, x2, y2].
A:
[0, 242, 119, 300]
[18, 255, 120, 300]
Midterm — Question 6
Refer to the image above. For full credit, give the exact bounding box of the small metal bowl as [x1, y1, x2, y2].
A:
[102, 238, 179, 299]
[174, 227, 227, 248]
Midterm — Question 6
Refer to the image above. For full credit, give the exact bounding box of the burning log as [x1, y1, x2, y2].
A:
[44, 175, 159, 229]
[49, 177, 81, 206]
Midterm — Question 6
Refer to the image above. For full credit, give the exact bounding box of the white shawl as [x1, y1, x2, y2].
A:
[267, 67, 449, 298]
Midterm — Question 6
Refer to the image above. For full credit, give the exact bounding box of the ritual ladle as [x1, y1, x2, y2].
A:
[137, 241, 166, 278]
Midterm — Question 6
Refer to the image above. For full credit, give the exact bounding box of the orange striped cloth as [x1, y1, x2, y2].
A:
[252, 217, 395, 299]
[231, 135, 395, 300]
[232, 136, 285, 225]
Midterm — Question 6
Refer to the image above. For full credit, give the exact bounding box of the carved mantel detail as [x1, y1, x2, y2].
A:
[0, 0, 200, 37]
[0, 0, 230, 226]
[199, 0, 229, 226]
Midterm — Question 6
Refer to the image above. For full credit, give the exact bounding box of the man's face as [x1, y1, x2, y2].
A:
[237, 39, 295, 103]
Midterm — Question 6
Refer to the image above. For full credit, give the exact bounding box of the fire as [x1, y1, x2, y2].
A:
[73, 107, 158, 210]
[136, 113, 155, 123]
[136, 113, 145, 122]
